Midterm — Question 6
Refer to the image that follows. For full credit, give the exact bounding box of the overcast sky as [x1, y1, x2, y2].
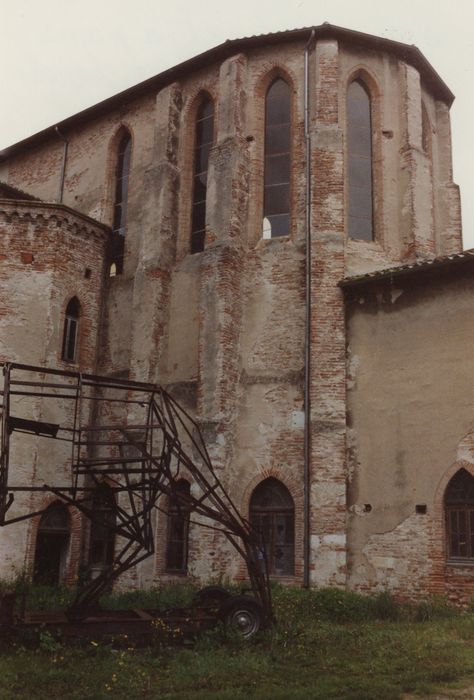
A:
[2, 0, 474, 248]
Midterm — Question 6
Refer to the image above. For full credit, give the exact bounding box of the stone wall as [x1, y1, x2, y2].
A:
[0, 31, 464, 593]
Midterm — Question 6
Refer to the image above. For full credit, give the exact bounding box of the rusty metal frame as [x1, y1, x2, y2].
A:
[0, 363, 272, 624]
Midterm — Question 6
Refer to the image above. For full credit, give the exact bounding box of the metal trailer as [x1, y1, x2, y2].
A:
[0, 363, 273, 641]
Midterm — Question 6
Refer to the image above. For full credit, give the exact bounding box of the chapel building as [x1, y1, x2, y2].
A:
[0, 24, 473, 604]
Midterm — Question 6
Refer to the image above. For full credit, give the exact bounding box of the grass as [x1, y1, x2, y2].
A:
[1, 583, 474, 699]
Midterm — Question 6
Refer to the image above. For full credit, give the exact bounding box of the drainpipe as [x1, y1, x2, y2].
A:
[303, 29, 316, 589]
[54, 126, 69, 204]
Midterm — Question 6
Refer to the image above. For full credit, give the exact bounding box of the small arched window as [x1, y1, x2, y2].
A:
[263, 78, 291, 239]
[165, 480, 191, 572]
[250, 477, 294, 575]
[190, 97, 214, 254]
[113, 130, 132, 238]
[347, 80, 374, 241]
[61, 297, 80, 362]
[445, 469, 474, 560]
[33, 502, 70, 585]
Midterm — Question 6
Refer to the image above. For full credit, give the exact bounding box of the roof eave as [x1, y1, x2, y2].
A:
[0, 23, 454, 163]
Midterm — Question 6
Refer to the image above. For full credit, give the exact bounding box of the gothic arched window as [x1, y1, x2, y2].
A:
[88, 484, 116, 572]
[61, 296, 80, 362]
[421, 102, 432, 155]
[113, 129, 132, 238]
[445, 469, 474, 560]
[250, 477, 294, 575]
[165, 480, 191, 572]
[347, 80, 374, 241]
[263, 78, 291, 239]
[33, 502, 70, 585]
[190, 97, 214, 254]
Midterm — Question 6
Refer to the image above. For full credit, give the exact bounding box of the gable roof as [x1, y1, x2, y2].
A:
[0, 23, 454, 163]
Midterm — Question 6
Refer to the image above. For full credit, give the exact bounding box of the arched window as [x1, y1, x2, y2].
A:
[109, 129, 131, 274]
[190, 97, 214, 254]
[88, 484, 116, 574]
[165, 479, 191, 572]
[249, 477, 294, 575]
[33, 502, 70, 585]
[113, 130, 132, 238]
[263, 78, 291, 239]
[445, 469, 474, 560]
[61, 297, 80, 362]
[347, 80, 374, 241]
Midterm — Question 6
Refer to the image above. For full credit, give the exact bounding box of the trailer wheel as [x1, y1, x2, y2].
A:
[193, 585, 231, 607]
[220, 596, 263, 639]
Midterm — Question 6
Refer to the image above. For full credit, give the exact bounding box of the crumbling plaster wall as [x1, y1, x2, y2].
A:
[345, 269, 474, 599]
[0, 199, 108, 581]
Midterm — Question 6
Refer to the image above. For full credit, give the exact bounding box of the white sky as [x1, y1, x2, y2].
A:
[1, 0, 474, 248]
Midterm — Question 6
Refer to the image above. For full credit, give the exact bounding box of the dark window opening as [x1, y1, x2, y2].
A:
[263, 78, 291, 239]
[61, 297, 80, 363]
[421, 102, 431, 155]
[165, 480, 191, 573]
[250, 477, 294, 576]
[33, 502, 70, 585]
[88, 484, 116, 574]
[347, 80, 374, 241]
[111, 129, 132, 273]
[191, 98, 214, 254]
[445, 469, 474, 560]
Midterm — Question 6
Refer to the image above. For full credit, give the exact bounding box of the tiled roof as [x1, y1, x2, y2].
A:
[339, 249, 474, 288]
[0, 181, 39, 201]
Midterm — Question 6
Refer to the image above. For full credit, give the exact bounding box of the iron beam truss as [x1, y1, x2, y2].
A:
[0, 363, 272, 623]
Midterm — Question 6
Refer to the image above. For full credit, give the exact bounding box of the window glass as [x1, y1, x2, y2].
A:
[191, 97, 214, 254]
[61, 297, 80, 363]
[263, 79, 291, 239]
[445, 469, 474, 560]
[347, 80, 374, 241]
[165, 480, 191, 572]
[112, 132, 132, 237]
[250, 477, 294, 575]
[89, 485, 116, 569]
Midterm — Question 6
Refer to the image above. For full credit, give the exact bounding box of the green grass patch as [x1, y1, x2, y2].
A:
[1, 584, 474, 699]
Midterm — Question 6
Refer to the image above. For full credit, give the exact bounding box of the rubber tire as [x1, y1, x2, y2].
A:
[219, 595, 263, 639]
[193, 585, 232, 607]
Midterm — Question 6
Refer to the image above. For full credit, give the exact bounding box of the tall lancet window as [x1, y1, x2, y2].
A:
[263, 78, 291, 239]
[347, 80, 374, 241]
[191, 97, 214, 254]
[113, 130, 132, 238]
[61, 297, 80, 363]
